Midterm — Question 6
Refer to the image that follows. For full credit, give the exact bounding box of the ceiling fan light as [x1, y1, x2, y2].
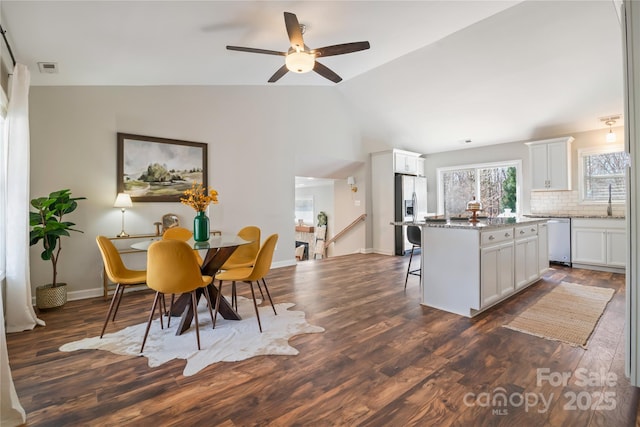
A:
[285, 51, 315, 73]
[606, 129, 617, 143]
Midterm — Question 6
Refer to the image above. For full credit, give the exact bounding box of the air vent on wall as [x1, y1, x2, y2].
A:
[37, 62, 58, 73]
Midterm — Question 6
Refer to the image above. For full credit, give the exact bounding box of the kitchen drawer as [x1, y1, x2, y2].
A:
[515, 224, 538, 240]
[481, 228, 514, 246]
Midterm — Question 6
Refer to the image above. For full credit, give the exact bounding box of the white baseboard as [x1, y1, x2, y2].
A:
[570, 263, 625, 274]
[272, 259, 297, 269]
[68, 287, 106, 301]
[32, 260, 299, 305]
[32, 284, 149, 305]
[372, 249, 394, 256]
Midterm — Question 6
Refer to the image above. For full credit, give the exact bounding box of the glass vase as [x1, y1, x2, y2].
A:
[193, 211, 210, 242]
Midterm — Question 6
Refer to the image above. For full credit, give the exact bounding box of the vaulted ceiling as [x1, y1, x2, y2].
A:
[0, 1, 624, 154]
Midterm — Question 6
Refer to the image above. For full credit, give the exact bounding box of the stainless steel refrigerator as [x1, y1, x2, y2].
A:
[394, 174, 428, 255]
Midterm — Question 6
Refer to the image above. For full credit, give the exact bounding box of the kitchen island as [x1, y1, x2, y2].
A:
[395, 217, 548, 317]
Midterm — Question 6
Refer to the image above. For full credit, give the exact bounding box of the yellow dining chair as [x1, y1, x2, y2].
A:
[162, 226, 192, 241]
[141, 239, 215, 352]
[162, 226, 203, 266]
[221, 226, 261, 269]
[220, 226, 261, 309]
[214, 234, 278, 333]
[96, 236, 147, 338]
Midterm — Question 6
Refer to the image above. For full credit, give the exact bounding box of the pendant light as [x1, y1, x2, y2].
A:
[600, 115, 620, 143]
[605, 120, 616, 143]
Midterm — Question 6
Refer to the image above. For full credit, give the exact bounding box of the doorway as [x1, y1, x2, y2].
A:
[294, 177, 335, 261]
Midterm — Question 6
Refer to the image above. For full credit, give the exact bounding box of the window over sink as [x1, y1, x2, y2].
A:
[437, 160, 521, 218]
[578, 146, 628, 203]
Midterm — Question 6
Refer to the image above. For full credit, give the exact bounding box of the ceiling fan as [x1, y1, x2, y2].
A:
[226, 12, 370, 83]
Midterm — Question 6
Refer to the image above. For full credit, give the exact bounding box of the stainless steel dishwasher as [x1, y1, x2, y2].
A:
[547, 218, 571, 266]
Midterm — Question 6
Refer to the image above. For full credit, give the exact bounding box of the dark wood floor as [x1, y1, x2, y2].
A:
[6, 254, 638, 426]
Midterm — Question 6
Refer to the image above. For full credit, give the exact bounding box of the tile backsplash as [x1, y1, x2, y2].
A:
[530, 190, 626, 217]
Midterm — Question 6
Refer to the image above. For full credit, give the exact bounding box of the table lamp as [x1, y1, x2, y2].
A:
[113, 193, 133, 237]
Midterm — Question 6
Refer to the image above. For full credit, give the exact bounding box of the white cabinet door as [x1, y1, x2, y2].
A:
[393, 152, 406, 174]
[417, 158, 425, 177]
[481, 241, 514, 308]
[405, 156, 418, 175]
[394, 151, 420, 175]
[527, 137, 572, 190]
[514, 239, 527, 289]
[529, 143, 549, 190]
[547, 141, 570, 190]
[572, 227, 607, 265]
[498, 243, 515, 297]
[607, 230, 627, 267]
[538, 223, 549, 274]
[515, 237, 538, 289]
[525, 237, 539, 284]
[481, 246, 500, 308]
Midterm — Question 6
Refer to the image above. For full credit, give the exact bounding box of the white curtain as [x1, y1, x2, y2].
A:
[1, 64, 44, 426]
[0, 290, 25, 425]
[4, 64, 43, 332]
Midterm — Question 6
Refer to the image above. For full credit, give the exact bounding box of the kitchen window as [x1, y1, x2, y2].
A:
[437, 160, 521, 218]
[579, 146, 628, 203]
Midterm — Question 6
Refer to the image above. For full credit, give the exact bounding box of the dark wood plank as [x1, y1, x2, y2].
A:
[5, 255, 639, 426]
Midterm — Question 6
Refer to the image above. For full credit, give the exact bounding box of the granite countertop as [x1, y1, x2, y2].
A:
[391, 217, 547, 230]
[524, 214, 625, 219]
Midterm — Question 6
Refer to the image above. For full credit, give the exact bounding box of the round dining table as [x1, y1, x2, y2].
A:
[131, 233, 252, 335]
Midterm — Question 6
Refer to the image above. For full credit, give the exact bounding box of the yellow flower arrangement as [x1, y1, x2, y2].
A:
[180, 182, 219, 212]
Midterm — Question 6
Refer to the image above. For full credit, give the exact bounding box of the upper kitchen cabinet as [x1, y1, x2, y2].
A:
[525, 137, 574, 190]
[393, 150, 425, 176]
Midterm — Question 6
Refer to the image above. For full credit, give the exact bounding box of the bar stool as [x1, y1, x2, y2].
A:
[404, 225, 422, 289]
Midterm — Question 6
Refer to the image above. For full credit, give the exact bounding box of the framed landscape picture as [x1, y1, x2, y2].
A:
[117, 133, 208, 202]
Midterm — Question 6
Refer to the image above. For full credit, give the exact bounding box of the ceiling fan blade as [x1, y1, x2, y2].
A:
[284, 12, 304, 50]
[313, 41, 371, 58]
[313, 61, 342, 83]
[226, 46, 286, 56]
[268, 65, 289, 83]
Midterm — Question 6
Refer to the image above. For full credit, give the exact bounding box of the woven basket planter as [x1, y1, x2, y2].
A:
[36, 283, 67, 309]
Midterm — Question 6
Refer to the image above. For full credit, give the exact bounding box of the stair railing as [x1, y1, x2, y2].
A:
[318, 214, 367, 257]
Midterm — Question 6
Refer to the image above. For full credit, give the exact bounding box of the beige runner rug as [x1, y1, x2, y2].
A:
[503, 282, 615, 348]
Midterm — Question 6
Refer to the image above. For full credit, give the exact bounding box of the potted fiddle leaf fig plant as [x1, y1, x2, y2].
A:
[29, 189, 86, 309]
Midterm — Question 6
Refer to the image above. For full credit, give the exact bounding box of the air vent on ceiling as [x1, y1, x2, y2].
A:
[37, 62, 58, 74]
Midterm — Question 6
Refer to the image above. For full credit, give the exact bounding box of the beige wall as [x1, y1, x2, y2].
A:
[332, 175, 367, 256]
[28, 85, 366, 299]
